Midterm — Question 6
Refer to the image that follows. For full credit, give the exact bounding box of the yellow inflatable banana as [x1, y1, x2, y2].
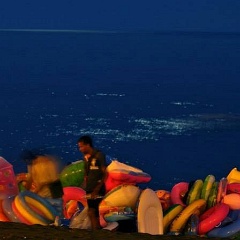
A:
[163, 204, 184, 233]
[170, 199, 206, 233]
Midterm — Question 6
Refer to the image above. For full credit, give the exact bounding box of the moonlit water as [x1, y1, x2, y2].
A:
[1, 30, 240, 191]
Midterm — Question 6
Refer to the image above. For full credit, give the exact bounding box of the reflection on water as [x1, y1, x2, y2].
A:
[32, 111, 240, 143]
[1, 94, 240, 190]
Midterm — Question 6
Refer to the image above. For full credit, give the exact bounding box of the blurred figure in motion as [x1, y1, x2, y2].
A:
[78, 135, 107, 230]
[20, 149, 64, 217]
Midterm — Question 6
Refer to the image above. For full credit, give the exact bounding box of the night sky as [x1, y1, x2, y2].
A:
[1, 0, 240, 32]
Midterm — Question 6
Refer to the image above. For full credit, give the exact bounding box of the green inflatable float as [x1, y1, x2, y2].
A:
[60, 160, 85, 187]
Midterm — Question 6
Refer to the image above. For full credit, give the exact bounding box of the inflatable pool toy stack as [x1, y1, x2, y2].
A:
[156, 168, 240, 238]
[3, 155, 240, 237]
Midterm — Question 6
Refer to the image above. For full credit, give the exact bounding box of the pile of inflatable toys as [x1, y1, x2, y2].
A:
[1, 155, 240, 238]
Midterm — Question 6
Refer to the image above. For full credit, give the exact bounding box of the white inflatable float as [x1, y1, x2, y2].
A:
[137, 188, 163, 235]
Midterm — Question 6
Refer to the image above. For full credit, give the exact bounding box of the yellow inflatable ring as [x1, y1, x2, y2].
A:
[186, 179, 203, 205]
[200, 175, 215, 201]
[170, 199, 206, 234]
[163, 204, 184, 233]
[14, 191, 57, 225]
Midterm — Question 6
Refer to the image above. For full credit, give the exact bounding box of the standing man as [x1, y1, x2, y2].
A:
[77, 135, 107, 230]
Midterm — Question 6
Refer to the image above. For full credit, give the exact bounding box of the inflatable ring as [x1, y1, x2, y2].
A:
[14, 191, 57, 225]
[200, 175, 215, 201]
[227, 167, 240, 184]
[0, 199, 9, 222]
[16, 172, 29, 192]
[16, 172, 29, 183]
[62, 187, 87, 219]
[163, 204, 184, 233]
[222, 193, 240, 210]
[198, 203, 229, 235]
[2, 197, 20, 222]
[65, 200, 85, 219]
[170, 199, 206, 234]
[60, 160, 85, 187]
[11, 198, 31, 224]
[216, 177, 228, 203]
[156, 190, 171, 211]
[170, 182, 189, 206]
[186, 179, 203, 205]
[207, 210, 240, 238]
[207, 181, 218, 209]
[227, 183, 240, 194]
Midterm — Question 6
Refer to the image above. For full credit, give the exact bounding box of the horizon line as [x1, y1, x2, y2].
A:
[0, 28, 240, 35]
[0, 28, 118, 33]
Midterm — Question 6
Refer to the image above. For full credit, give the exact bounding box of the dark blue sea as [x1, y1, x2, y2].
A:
[1, 30, 240, 191]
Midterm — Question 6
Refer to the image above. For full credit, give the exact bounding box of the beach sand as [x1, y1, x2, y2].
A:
[0, 222, 234, 240]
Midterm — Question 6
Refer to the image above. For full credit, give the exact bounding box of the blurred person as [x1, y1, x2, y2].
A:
[20, 150, 64, 217]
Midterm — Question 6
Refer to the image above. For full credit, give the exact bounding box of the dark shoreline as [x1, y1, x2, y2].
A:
[0, 222, 233, 240]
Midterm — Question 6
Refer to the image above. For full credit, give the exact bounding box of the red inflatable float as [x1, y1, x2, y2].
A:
[62, 187, 87, 219]
[198, 203, 229, 235]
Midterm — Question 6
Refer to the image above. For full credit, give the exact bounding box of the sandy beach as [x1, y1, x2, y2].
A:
[0, 222, 234, 240]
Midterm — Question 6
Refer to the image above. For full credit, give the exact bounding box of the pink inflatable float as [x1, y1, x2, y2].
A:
[62, 187, 87, 219]
[0, 157, 19, 198]
[170, 182, 189, 206]
[105, 160, 151, 192]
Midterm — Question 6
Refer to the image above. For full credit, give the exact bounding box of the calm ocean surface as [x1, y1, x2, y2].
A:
[1, 30, 240, 191]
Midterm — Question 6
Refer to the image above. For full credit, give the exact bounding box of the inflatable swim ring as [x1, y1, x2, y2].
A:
[99, 184, 141, 227]
[227, 183, 240, 194]
[163, 204, 184, 234]
[105, 160, 151, 192]
[0, 199, 9, 222]
[170, 182, 189, 206]
[198, 203, 229, 235]
[216, 177, 228, 204]
[207, 210, 240, 238]
[222, 193, 240, 210]
[207, 181, 218, 209]
[170, 199, 206, 234]
[156, 190, 171, 211]
[62, 187, 87, 219]
[200, 175, 215, 201]
[60, 160, 85, 187]
[11, 198, 32, 224]
[101, 184, 141, 209]
[227, 167, 240, 184]
[2, 196, 20, 222]
[186, 179, 203, 205]
[14, 191, 57, 225]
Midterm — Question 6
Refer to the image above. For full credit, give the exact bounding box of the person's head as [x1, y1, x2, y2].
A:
[77, 135, 93, 154]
